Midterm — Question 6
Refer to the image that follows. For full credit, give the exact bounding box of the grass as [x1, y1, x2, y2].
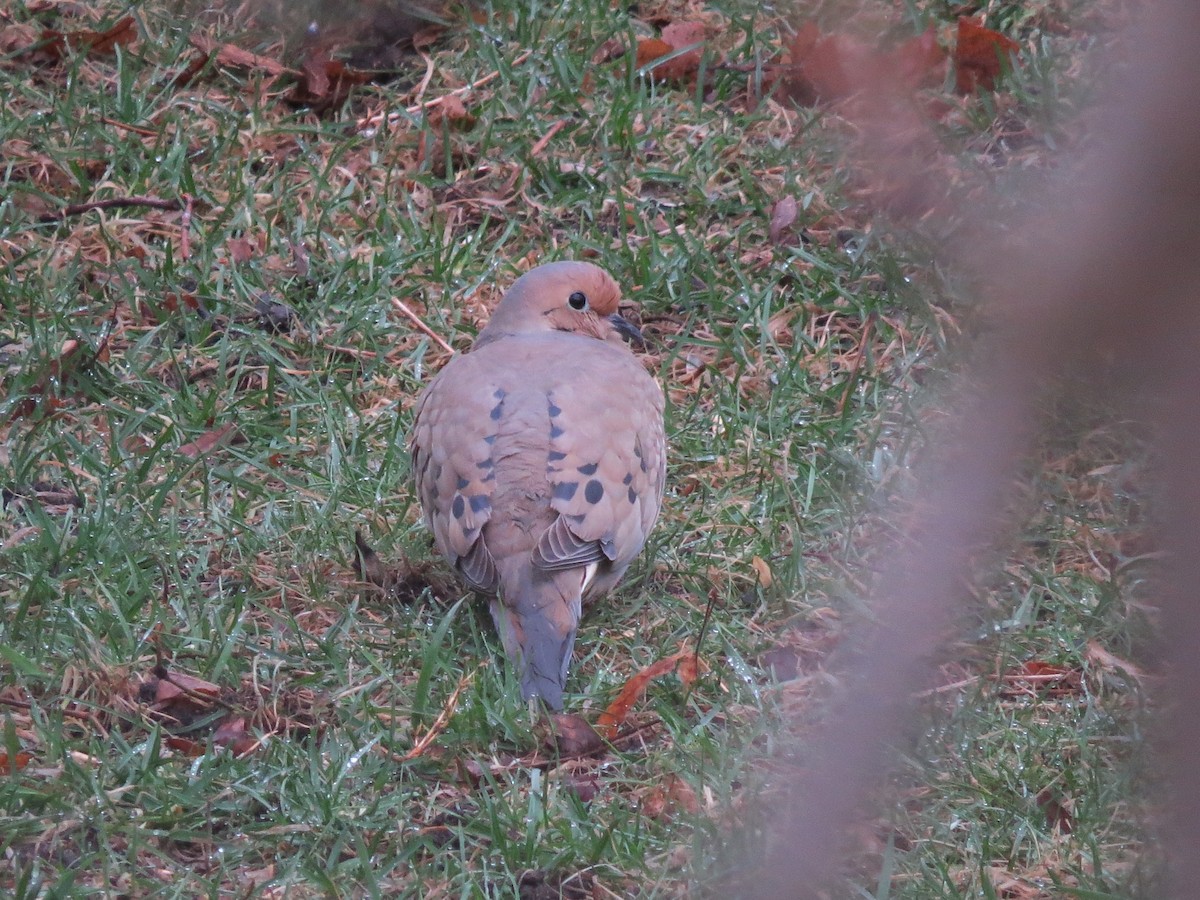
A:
[0, 0, 1156, 896]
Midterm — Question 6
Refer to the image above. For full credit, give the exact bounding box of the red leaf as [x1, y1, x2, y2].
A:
[0, 751, 32, 774]
[596, 648, 706, 739]
[954, 18, 1021, 94]
[164, 736, 205, 757]
[634, 20, 706, 82]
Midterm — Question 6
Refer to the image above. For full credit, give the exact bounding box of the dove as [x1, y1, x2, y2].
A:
[410, 261, 666, 710]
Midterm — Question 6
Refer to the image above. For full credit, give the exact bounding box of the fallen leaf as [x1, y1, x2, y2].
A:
[172, 50, 212, 87]
[177, 423, 239, 459]
[596, 648, 707, 739]
[155, 670, 221, 705]
[352, 530, 391, 591]
[38, 15, 137, 61]
[768, 195, 799, 245]
[214, 716, 260, 756]
[253, 293, 296, 333]
[164, 735, 205, 757]
[750, 554, 774, 588]
[427, 95, 476, 130]
[189, 35, 296, 78]
[954, 18, 1020, 94]
[1036, 786, 1074, 833]
[1000, 660, 1083, 697]
[592, 37, 627, 65]
[0, 751, 32, 774]
[564, 772, 602, 804]
[287, 51, 373, 112]
[1084, 640, 1145, 680]
[226, 235, 259, 264]
[544, 713, 605, 757]
[642, 772, 700, 820]
[634, 20, 705, 82]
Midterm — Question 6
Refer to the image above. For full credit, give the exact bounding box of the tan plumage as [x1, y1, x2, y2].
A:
[410, 261, 666, 709]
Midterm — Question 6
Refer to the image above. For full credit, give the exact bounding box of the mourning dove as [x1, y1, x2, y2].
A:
[410, 261, 666, 710]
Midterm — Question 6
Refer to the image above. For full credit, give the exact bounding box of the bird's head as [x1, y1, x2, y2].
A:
[475, 261, 644, 348]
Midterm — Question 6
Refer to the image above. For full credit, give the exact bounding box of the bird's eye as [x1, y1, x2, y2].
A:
[568, 291, 588, 311]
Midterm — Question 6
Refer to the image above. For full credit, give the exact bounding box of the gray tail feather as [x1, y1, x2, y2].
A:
[491, 569, 581, 711]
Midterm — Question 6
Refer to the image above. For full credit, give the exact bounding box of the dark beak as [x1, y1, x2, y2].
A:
[608, 312, 646, 346]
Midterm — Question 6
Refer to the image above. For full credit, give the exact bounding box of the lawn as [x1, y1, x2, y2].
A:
[0, 0, 1156, 896]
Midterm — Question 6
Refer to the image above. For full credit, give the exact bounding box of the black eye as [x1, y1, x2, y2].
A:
[568, 291, 588, 311]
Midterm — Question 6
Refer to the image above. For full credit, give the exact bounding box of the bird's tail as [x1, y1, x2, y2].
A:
[491, 565, 583, 711]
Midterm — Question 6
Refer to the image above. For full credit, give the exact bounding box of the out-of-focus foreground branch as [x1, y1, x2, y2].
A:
[751, 2, 1200, 896]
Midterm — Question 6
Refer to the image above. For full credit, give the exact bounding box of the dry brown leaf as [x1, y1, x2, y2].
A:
[352, 529, 391, 591]
[751, 555, 775, 588]
[189, 35, 296, 78]
[177, 423, 238, 459]
[999, 660, 1083, 698]
[768, 195, 799, 245]
[38, 15, 137, 61]
[287, 51, 372, 111]
[214, 716, 260, 756]
[428, 95, 476, 130]
[544, 712, 605, 757]
[1084, 640, 1145, 680]
[226, 235, 259, 265]
[1036, 786, 1074, 833]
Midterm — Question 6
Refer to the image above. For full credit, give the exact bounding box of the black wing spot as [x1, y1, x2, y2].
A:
[585, 479, 604, 504]
[451, 495, 465, 518]
[627, 486, 637, 504]
[548, 402, 562, 417]
[554, 482, 579, 501]
[490, 402, 504, 421]
[549, 425, 564, 439]
[548, 450, 567, 461]
[469, 495, 489, 513]
[456, 476, 469, 490]
[622, 472, 633, 485]
[577, 462, 599, 476]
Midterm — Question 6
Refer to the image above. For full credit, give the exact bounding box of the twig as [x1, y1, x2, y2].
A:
[0, 695, 100, 723]
[530, 118, 569, 157]
[391, 297, 455, 354]
[836, 312, 876, 417]
[397, 670, 474, 762]
[99, 116, 158, 137]
[39, 195, 182, 222]
[356, 51, 533, 132]
[410, 51, 436, 109]
[180, 193, 193, 261]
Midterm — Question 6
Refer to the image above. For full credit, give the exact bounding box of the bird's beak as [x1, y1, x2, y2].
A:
[608, 312, 646, 346]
